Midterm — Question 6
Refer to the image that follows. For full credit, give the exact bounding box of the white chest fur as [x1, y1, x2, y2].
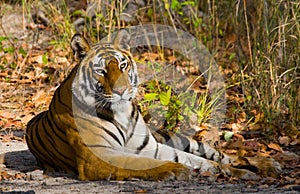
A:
[111, 101, 132, 129]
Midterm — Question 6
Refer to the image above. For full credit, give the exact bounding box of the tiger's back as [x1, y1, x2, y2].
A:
[26, 65, 79, 174]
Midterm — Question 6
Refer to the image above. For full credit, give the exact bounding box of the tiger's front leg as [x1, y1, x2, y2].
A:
[67, 128, 190, 181]
[154, 142, 220, 173]
[76, 150, 191, 181]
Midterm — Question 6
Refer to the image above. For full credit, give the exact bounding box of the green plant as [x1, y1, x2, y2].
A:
[139, 76, 223, 132]
[140, 80, 183, 131]
[0, 36, 14, 54]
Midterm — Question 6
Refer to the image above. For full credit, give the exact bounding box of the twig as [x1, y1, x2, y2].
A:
[243, 0, 253, 67]
[0, 8, 18, 61]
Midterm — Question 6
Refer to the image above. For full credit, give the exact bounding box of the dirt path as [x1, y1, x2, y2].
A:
[0, 138, 298, 194]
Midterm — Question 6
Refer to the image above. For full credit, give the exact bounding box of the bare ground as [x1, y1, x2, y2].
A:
[0, 138, 299, 194]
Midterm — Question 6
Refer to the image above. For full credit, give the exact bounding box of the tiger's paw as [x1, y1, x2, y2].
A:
[197, 160, 220, 174]
[221, 164, 260, 180]
[244, 156, 282, 178]
[151, 162, 191, 181]
[220, 156, 282, 180]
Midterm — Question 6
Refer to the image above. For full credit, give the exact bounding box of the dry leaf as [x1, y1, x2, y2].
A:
[32, 90, 48, 103]
[255, 112, 264, 123]
[225, 33, 237, 44]
[258, 184, 270, 189]
[167, 55, 176, 63]
[243, 140, 260, 151]
[237, 112, 247, 123]
[227, 135, 244, 149]
[30, 55, 44, 64]
[54, 56, 68, 64]
[231, 123, 243, 133]
[134, 189, 148, 193]
[0, 110, 16, 119]
[267, 143, 283, 152]
[15, 173, 23, 179]
[1, 133, 13, 142]
[141, 52, 159, 61]
[290, 138, 299, 145]
[278, 136, 291, 146]
[273, 152, 299, 165]
[20, 114, 34, 124]
[224, 149, 238, 154]
[202, 171, 213, 177]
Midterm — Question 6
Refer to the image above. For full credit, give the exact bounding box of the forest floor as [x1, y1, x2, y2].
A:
[0, 2, 299, 194]
[0, 140, 299, 193]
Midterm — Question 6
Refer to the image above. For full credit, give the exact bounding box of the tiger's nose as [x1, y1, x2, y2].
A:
[112, 86, 127, 96]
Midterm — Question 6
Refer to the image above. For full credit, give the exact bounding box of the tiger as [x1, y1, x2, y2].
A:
[26, 30, 281, 181]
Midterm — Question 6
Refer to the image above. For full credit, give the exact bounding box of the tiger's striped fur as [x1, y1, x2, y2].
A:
[26, 30, 278, 181]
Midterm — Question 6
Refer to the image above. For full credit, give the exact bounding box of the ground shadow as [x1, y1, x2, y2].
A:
[3, 150, 40, 173]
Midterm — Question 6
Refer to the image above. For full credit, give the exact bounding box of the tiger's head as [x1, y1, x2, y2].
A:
[70, 30, 139, 116]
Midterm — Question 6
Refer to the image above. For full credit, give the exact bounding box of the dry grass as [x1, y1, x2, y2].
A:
[0, 0, 299, 137]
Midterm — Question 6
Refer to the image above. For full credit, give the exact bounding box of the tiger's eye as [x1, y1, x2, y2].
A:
[95, 69, 106, 76]
[119, 62, 127, 70]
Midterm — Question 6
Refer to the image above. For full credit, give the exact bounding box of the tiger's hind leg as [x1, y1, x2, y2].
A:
[151, 129, 281, 180]
[151, 128, 234, 164]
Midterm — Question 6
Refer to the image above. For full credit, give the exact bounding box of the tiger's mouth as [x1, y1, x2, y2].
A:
[111, 89, 133, 103]
[94, 90, 133, 110]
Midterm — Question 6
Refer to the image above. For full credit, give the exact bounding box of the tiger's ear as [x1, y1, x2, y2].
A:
[71, 34, 91, 61]
[113, 29, 131, 51]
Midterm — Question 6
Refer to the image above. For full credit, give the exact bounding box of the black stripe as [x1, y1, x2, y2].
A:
[72, 94, 88, 112]
[51, 88, 72, 113]
[154, 143, 159, 159]
[176, 134, 190, 152]
[174, 151, 179, 162]
[27, 123, 54, 169]
[32, 122, 58, 167]
[40, 118, 75, 165]
[77, 113, 123, 146]
[48, 108, 68, 137]
[102, 127, 122, 146]
[184, 144, 190, 153]
[133, 75, 138, 85]
[82, 64, 88, 85]
[31, 114, 76, 172]
[81, 128, 118, 148]
[86, 67, 94, 93]
[131, 104, 136, 118]
[85, 144, 113, 149]
[197, 142, 206, 157]
[135, 134, 150, 154]
[95, 50, 106, 57]
[57, 89, 73, 111]
[110, 120, 127, 144]
[209, 152, 215, 161]
[27, 112, 44, 128]
[73, 114, 121, 148]
[44, 113, 69, 145]
[221, 153, 225, 160]
[156, 130, 174, 148]
[125, 106, 139, 145]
